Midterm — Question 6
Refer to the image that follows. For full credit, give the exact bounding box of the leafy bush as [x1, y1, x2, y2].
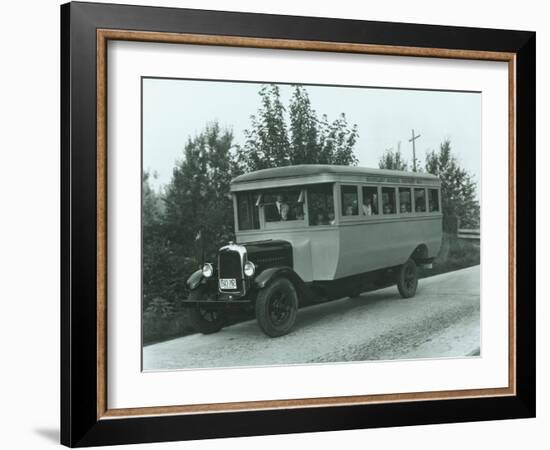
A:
[143, 299, 195, 346]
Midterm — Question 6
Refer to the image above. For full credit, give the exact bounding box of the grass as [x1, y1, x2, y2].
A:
[143, 308, 195, 346]
[421, 232, 480, 278]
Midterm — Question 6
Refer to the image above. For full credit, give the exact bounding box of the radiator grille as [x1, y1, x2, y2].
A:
[218, 250, 244, 293]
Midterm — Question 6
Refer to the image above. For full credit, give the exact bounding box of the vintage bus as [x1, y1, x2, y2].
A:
[183, 164, 443, 337]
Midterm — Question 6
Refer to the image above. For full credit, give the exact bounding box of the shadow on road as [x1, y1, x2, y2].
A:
[292, 286, 410, 333]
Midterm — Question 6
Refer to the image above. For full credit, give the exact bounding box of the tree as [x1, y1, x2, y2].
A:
[143, 123, 237, 312]
[425, 139, 480, 230]
[142, 171, 163, 228]
[164, 122, 235, 258]
[142, 171, 172, 310]
[318, 113, 359, 166]
[288, 85, 320, 164]
[237, 84, 359, 171]
[237, 85, 289, 170]
[378, 145, 408, 171]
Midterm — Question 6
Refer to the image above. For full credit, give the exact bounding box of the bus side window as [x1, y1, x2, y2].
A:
[398, 188, 412, 213]
[382, 187, 396, 214]
[428, 189, 440, 212]
[308, 184, 335, 226]
[414, 188, 426, 212]
[362, 186, 378, 215]
[341, 185, 359, 216]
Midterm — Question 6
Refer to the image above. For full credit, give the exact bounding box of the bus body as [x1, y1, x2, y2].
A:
[183, 164, 443, 337]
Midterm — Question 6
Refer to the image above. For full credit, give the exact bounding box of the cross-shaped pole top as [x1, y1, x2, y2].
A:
[408, 129, 421, 172]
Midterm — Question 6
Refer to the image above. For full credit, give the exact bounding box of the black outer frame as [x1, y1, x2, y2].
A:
[60, 1, 535, 447]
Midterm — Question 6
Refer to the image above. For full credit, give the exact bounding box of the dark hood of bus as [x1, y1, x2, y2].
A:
[242, 240, 293, 271]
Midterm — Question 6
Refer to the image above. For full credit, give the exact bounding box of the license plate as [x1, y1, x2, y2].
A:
[219, 278, 237, 290]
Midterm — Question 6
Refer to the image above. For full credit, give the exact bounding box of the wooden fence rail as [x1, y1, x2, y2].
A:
[457, 228, 480, 241]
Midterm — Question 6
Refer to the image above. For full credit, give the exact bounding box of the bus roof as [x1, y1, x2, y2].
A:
[230, 164, 440, 192]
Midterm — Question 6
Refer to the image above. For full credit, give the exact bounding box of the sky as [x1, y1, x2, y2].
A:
[142, 78, 481, 198]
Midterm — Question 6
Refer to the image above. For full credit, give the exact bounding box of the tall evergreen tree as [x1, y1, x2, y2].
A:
[425, 139, 480, 230]
[164, 122, 235, 258]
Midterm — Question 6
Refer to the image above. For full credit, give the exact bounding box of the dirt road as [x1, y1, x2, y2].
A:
[143, 265, 480, 370]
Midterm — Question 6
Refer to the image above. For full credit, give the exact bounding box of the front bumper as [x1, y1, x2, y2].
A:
[181, 298, 252, 306]
[181, 290, 253, 307]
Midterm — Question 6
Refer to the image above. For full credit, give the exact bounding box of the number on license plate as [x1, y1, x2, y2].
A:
[219, 278, 237, 289]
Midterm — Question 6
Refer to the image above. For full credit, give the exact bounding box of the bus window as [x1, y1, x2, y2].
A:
[341, 185, 359, 216]
[263, 189, 304, 222]
[399, 187, 412, 213]
[428, 189, 440, 212]
[237, 192, 260, 230]
[382, 187, 396, 214]
[414, 188, 426, 212]
[308, 184, 335, 226]
[362, 186, 379, 216]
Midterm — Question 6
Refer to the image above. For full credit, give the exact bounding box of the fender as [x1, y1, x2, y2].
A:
[186, 269, 204, 290]
[253, 266, 314, 303]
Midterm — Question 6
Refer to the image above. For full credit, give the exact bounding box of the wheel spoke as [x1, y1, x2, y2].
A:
[268, 289, 292, 325]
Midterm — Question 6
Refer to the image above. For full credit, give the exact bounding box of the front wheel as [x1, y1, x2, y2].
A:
[256, 278, 298, 337]
[397, 258, 418, 298]
[187, 288, 226, 334]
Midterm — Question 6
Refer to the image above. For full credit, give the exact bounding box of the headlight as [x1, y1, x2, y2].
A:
[201, 263, 213, 278]
[244, 261, 256, 277]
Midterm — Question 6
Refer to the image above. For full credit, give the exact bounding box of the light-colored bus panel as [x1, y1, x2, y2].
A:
[237, 227, 340, 282]
[334, 215, 442, 279]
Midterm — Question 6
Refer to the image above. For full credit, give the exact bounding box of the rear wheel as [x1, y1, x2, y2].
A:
[187, 287, 226, 334]
[397, 258, 418, 298]
[256, 278, 298, 337]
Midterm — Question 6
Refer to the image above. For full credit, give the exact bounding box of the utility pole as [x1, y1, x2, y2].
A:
[409, 129, 421, 172]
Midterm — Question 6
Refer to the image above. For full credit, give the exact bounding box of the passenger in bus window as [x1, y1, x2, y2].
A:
[308, 184, 335, 226]
[265, 194, 290, 221]
[382, 187, 396, 214]
[328, 211, 335, 225]
[314, 209, 328, 225]
[362, 187, 378, 215]
[399, 188, 412, 213]
[294, 205, 304, 220]
[341, 186, 358, 216]
[280, 202, 291, 220]
[415, 188, 426, 212]
[362, 197, 374, 215]
[428, 189, 440, 212]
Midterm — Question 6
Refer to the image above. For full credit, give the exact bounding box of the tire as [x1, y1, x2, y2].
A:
[397, 258, 418, 298]
[187, 287, 225, 334]
[255, 278, 299, 337]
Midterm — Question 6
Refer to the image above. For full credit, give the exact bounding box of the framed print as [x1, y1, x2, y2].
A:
[60, 1, 536, 447]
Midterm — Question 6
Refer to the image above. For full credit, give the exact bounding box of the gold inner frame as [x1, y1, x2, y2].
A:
[96, 29, 517, 420]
